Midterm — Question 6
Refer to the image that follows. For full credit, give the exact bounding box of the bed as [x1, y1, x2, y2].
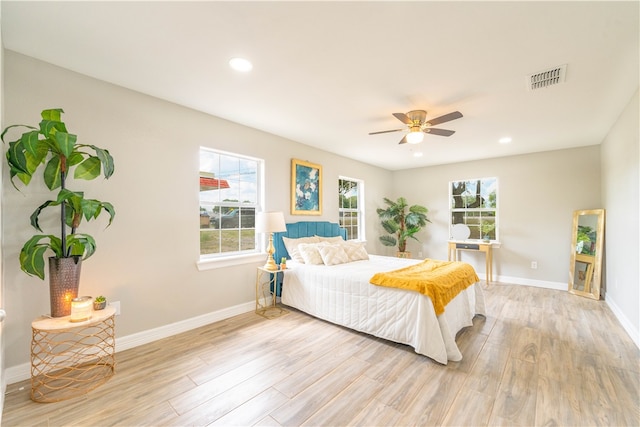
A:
[273, 221, 486, 364]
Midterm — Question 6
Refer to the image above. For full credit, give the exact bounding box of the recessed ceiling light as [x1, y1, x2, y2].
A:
[229, 57, 253, 72]
[499, 137, 512, 144]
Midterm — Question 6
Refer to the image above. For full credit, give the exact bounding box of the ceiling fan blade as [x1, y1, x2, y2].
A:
[425, 128, 455, 137]
[398, 135, 408, 144]
[369, 128, 405, 135]
[392, 112, 412, 125]
[425, 111, 463, 127]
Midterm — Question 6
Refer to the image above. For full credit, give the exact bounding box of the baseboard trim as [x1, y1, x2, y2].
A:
[493, 274, 567, 291]
[605, 297, 640, 349]
[5, 301, 255, 385]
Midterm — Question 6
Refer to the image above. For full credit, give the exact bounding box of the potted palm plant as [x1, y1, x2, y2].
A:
[377, 197, 430, 258]
[2, 108, 115, 317]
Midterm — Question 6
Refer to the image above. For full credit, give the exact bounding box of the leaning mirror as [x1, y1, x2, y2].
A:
[568, 209, 605, 300]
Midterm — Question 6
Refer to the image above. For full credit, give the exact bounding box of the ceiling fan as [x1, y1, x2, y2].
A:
[369, 110, 463, 144]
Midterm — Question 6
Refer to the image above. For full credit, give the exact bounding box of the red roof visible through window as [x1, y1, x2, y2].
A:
[199, 176, 230, 191]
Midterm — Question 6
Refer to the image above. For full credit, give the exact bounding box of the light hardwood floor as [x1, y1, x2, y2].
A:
[3, 283, 639, 426]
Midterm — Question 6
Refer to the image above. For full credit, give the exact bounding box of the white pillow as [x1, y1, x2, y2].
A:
[282, 236, 320, 263]
[318, 244, 350, 266]
[315, 235, 345, 243]
[297, 243, 325, 265]
[341, 241, 369, 262]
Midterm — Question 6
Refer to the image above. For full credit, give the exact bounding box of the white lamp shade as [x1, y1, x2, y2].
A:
[256, 211, 287, 233]
[406, 131, 424, 144]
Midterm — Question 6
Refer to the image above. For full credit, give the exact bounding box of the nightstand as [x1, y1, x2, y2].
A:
[255, 266, 288, 319]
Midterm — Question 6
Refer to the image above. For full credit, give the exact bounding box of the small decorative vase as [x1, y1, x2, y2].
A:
[48, 256, 82, 317]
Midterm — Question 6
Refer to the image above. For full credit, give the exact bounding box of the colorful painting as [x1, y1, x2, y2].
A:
[291, 159, 322, 215]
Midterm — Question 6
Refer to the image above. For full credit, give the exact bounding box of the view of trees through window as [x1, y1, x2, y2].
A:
[450, 177, 498, 240]
[338, 177, 363, 240]
[199, 148, 262, 256]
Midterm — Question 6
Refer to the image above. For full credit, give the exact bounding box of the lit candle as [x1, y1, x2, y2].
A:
[70, 296, 93, 322]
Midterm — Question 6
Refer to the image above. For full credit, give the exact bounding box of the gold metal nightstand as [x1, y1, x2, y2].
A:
[255, 266, 288, 319]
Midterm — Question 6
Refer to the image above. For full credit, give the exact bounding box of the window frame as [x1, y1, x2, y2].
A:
[338, 176, 365, 241]
[449, 177, 498, 242]
[198, 147, 265, 268]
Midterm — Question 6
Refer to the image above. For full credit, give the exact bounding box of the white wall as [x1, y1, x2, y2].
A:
[600, 90, 639, 345]
[391, 146, 601, 287]
[2, 51, 393, 370]
[0, 3, 6, 418]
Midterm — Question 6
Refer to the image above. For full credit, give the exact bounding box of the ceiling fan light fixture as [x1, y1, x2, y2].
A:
[406, 130, 424, 144]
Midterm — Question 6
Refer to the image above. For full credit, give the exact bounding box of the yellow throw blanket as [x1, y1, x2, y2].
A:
[370, 259, 479, 315]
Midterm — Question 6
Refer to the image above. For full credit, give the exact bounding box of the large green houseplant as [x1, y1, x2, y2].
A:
[2, 108, 115, 316]
[377, 197, 430, 257]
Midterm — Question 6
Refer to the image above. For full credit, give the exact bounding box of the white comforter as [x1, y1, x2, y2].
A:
[281, 255, 486, 364]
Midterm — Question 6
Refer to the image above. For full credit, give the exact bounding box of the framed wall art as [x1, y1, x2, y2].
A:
[291, 158, 322, 215]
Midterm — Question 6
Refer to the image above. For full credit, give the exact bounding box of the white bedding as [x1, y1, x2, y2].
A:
[281, 255, 486, 364]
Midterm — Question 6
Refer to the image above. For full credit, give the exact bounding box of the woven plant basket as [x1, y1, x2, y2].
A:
[48, 256, 82, 317]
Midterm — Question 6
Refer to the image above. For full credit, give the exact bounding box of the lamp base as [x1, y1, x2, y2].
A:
[263, 256, 279, 271]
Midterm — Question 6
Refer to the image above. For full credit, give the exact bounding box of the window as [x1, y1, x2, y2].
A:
[450, 177, 498, 240]
[338, 177, 364, 240]
[199, 148, 263, 257]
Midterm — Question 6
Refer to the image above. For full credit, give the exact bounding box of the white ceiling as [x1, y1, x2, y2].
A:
[2, 1, 638, 171]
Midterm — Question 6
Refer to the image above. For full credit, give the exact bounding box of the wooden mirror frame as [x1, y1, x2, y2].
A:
[568, 209, 605, 300]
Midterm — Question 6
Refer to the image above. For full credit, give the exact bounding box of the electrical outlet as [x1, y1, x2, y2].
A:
[110, 301, 121, 315]
[531, 261, 538, 269]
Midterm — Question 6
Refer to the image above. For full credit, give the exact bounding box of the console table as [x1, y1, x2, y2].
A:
[30, 306, 116, 402]
[448, 241, 494, 284]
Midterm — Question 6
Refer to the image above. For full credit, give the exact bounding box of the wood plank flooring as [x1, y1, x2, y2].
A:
[3, 283, 639, 426]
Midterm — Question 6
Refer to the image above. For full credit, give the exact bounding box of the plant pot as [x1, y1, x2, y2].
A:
[396, 251, 411, 259]
[48, 256, 82, 317]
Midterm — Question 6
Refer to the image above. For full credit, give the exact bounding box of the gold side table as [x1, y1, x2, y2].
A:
[30, 305, 116, 402]
[255, 266, 288, 319]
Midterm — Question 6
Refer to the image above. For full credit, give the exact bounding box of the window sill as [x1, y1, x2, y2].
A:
[197, 253, 266, 271]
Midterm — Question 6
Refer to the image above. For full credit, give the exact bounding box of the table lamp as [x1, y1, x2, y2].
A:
[256, 211, 287, 271]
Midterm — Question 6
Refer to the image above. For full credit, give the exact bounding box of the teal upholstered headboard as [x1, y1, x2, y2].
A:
[272, 222, 346, 296]
[273, 221, 348, 262]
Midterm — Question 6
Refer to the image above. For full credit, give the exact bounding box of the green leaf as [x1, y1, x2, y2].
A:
[67, 234, 96, 259]
[39, 119, 67, 138]
[54, 131, 77, 158]
[81, 198, 101, 219]
[90, 146, 115, 178]
[19, 235, 58, 279]
[21, 130, 42, 157]
[101, 202, 116, 227]
[43, 156, 62, 190]
[25, 143, 49, 172]
[67, 151, 84, 167]
[379, 235, 397, 247]
[30, 200, 57, 232]
[57, 189, 84, 213]
[40, 108, 64, 122]
[7, 139, 29, 174]
[74, 156, 101, 180]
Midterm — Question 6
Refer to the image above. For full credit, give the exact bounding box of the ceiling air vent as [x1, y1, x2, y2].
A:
[527, 64, 567, 91]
